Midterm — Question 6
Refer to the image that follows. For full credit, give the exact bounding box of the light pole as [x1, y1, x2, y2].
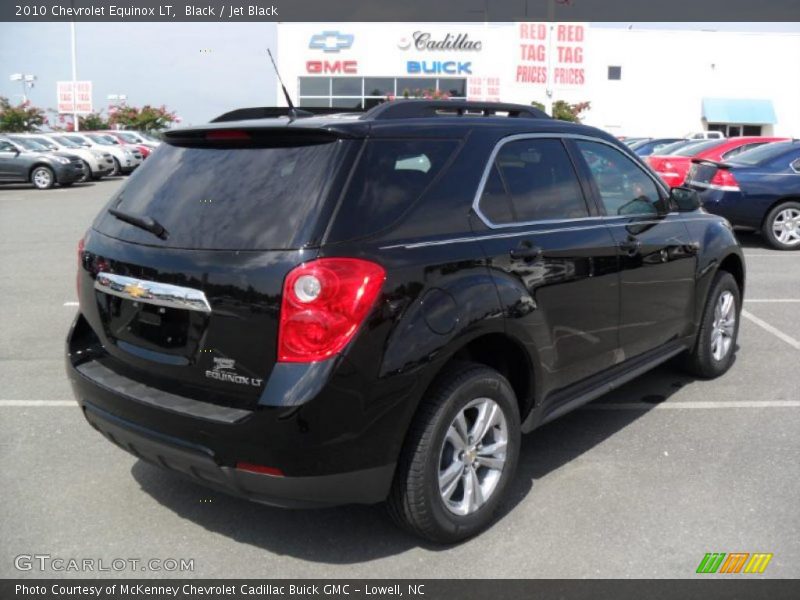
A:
[107, 94, 127, 129]
[70, 20, 79, 130]
[9, 73, 37, 102]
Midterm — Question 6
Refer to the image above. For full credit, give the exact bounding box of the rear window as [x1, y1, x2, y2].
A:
[671, 140, 721, 156]
[93, 139, 352, 250]
[728, 141, 797, 166]
[326, 139, 459, 242]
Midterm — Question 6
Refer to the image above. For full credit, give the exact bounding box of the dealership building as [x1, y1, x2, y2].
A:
[276, 23, 800, 137]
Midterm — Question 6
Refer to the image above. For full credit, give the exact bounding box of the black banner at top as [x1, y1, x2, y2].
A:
[3, 0, 800, 22]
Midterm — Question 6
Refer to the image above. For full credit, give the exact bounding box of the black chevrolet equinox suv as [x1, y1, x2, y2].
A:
[67, 100, 745, 543]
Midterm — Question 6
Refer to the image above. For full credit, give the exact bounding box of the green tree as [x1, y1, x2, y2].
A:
[79, 111, 110, 130]
[531, 99, 591, 122]
[0, 96, 46, 132]
[109, 104, 177, 131]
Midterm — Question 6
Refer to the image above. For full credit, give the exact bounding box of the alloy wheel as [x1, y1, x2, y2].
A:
[438, 397, 508, 516]
[33, 168, 52, 189]
[711, 290, 736, 361]
[772, 208, 800, 247]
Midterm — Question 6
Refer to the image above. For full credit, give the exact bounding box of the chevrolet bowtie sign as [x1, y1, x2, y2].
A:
[309, 31, 354, 53]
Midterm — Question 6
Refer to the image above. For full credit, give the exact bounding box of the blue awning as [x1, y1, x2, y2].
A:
[702, 98, 777, 125]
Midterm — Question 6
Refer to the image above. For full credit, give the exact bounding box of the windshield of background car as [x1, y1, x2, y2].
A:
[671, 140, 721, 156]
[657, 140, 698, 155]
[64, 135, 90, 145]
[87, 134, 116, 145]
[92, 138, 353, 250]
[728, 142, 796, 166]
[28, 136, 58, 149]
[52, 136, 82, 148]
[117, 133, 141, 143]
[8, 137, 47, 151]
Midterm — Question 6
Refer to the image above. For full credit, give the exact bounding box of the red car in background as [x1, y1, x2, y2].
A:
[97, 131, 152, 158]
[647, 137, 789, 187]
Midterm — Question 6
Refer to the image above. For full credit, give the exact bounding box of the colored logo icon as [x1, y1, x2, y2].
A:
[696, 552, 773, 574]
[309, 31, 354, 53]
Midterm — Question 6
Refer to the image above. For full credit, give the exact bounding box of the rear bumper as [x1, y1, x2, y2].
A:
[82, 401, 395, 508]
[65, 314, 402, 508]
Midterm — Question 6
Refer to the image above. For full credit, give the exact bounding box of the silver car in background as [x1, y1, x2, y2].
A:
[60, 133, 142, 175]
[27, 134, 114, 181]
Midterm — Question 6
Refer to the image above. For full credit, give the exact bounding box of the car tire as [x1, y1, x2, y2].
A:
[387, 362, 521, 544]
[682, 271, 741, 379]
[110, 157, 121, 177]
[78, 161, 91, 183]
[762, 201, 800, 250]
[31, 166, 55, 190]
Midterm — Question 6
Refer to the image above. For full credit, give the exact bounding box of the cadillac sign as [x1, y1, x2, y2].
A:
[398, 32, 483, 51]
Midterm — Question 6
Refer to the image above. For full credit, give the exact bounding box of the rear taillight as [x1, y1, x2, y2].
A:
[76, 237, 85, 301]
[278, 258, 386, 363]
[709, 169, 740, 191]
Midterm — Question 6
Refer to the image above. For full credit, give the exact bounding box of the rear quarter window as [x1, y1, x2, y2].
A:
[326, 139, 459, 242]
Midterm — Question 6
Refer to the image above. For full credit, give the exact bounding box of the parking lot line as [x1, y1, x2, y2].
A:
[63, 301, 79, 306]
[585, 401, 800, 410]
[741, 309, 800, 350]
[0, 400, 76, 407]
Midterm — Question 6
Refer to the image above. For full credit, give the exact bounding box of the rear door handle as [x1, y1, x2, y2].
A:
[510, 241, 543, 262]
[618, 236, 642, 256]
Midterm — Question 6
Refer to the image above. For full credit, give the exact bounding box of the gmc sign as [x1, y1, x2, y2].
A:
[306, 60, 358, 74]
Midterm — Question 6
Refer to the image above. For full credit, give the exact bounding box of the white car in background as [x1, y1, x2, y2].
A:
[28, 134, 114, 181]
[60, 133, 142, 175]
[685, 131, 726, 140]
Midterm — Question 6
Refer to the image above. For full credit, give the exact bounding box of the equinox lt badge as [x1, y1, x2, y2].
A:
[205, 357, 263, 387]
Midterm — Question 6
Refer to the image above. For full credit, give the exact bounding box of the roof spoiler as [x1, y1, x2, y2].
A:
[691, 157, 732, 169]
[210, 106, 364, 123]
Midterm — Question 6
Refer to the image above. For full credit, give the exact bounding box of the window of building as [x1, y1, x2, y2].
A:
[479, 138, 589, 225]
[608, 66, 622, 80]
[707, 123, 763, 137]
[298, 76, 467, 109]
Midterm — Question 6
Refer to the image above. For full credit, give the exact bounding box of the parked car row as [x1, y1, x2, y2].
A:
[0, 130, 160, 189]
[630, 135, 800, 250]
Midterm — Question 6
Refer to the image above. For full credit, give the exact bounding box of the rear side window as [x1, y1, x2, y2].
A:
[721, 143, 766, 160]
[327, 139, 459, 241]
[94, 140, 352, 250]
[478, 138, 588, 225]
[729, 141, 797, 166]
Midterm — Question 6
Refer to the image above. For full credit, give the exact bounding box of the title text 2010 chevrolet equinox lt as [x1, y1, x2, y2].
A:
[67, 100, 745, 543]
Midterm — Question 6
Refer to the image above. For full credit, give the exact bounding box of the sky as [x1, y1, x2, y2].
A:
[1, 21, 798, 126]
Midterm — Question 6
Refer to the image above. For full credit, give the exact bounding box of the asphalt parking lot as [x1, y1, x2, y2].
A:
[1, 179, 798, 579]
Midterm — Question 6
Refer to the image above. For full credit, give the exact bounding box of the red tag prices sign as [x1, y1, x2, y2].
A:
[515, 23, 586, 88]
[57, 81, 93, 114]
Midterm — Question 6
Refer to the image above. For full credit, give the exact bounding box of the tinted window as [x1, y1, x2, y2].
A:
[576, 141, 665, 217]
[328, 139, 459, 241]
[729, 142, 797, 166]
[478, 165, 515, 224]
[484, 138, 587, 223]
[671, 140, 721, 156]
[93, 140, 352, 250]
[721, 142, 766, 160]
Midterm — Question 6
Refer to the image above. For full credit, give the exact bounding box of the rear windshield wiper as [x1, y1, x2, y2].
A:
[108, 208, 169, 240]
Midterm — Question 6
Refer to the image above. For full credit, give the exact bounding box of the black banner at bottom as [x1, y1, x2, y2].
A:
[3, 580, 800, 600]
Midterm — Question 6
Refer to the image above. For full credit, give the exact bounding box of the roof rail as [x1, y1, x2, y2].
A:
[363, 99, 549, 121]
[210, 106, 364, 123]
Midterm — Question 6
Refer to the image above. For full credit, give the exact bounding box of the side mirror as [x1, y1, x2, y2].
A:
[671, 186, 702, 212]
